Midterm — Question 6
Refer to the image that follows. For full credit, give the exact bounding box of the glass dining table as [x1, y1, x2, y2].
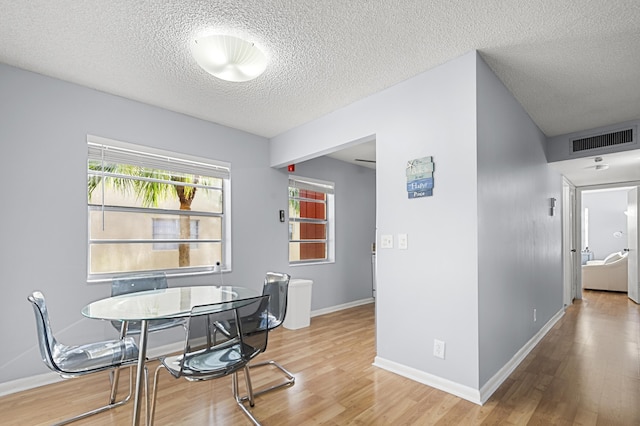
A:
[82, 285, 260, 426]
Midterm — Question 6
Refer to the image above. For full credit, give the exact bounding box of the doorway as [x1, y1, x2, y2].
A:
[575, 184, 639, 301]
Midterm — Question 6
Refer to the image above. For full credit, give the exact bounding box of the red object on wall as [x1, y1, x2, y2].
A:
[299, 190, 327, 260]
[287, 164, 295, 172]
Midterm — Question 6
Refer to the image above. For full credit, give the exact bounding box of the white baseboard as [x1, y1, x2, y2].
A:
[373, 357, 482, 404]
[478, 307, 564, 404]
[0, 372, 63, 397]
[373, 307, 565, 406]
[311, 297, 374, 318]
[0, 341, 185, 398]
[146, 342, 183, 360]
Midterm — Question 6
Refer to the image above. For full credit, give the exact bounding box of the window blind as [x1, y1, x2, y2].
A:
[88, 138, 230, 179]
[288, 176, 334, 194]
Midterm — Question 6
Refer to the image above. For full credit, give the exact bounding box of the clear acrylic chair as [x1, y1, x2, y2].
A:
[149, 295, 271, 426]
[27, 291, 139, 425]
[110, 272, 186, 403]
[247, 272, 295, 396]
[110, 271, 186, 336]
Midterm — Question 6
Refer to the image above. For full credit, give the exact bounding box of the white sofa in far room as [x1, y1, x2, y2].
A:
[582, 251, 629, 292]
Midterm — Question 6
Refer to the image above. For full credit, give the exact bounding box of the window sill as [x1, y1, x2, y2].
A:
[289, 260, 334, 267]
[87, 268, 230, 284]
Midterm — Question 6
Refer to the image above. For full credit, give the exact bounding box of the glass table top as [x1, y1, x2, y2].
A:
[82, 286, 259, 321]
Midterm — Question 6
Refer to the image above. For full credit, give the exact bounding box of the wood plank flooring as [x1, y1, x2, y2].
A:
[2, 289, 640, 425]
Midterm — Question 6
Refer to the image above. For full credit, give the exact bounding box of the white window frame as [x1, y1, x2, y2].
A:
[288, 175, 335, 265]
[87, 135, 232, 281]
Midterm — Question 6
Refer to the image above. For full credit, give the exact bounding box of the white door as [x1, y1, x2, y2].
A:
[627, 187, 639, 303]
[562, 180, 577, 306]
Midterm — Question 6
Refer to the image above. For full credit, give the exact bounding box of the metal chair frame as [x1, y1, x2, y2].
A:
[27, 291, 139, 426]
[148, 296, 270, 426]
[245, 272, 295, 397]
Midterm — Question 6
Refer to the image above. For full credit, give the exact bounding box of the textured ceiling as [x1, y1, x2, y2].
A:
[549, 149, 640, 187]
[1, 0, 639, 142]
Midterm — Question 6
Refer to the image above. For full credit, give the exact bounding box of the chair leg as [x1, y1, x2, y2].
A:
[243, 365, 255, 407]
[108, 321, 130, 404]
[109, 368, 121, 404]
[52, 366, 135, 426]
[247, 359, 295, 397]
[144, 366, 150, 425]
[233, 371, 261, 426]
[148, 364, 165, 426]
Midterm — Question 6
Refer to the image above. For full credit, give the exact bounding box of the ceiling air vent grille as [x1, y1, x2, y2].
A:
[572, 128, 634, 152]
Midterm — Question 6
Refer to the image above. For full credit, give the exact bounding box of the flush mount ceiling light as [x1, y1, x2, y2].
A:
[190, 34, 267, 82]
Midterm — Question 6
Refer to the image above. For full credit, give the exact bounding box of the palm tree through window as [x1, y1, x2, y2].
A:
[87, 137, 230, 278]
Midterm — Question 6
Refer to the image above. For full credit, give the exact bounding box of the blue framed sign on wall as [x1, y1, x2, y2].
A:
[406, 156, 434, 199]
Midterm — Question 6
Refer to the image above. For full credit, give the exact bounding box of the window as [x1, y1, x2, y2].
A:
[87, 136, 231, 279]
[152, 218, 199, 250]
[288, 176, 335, 264]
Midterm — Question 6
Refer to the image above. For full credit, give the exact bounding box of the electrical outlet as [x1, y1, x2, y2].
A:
[381, 234, 393, 249]
[433, 339, 445, 359]
[533, 308, 537, 322]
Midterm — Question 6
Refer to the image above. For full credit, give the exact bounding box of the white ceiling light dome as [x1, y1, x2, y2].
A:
[190, 34, 267, 82]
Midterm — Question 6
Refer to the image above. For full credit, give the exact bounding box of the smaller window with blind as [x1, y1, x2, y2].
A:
[87, 135, 231, 279]
[288, 176, 335, 264]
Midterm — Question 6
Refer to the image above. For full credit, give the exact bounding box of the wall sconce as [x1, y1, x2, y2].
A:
[549, 197, 556, 216]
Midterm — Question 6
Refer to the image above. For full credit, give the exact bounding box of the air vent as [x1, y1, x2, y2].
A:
[572, 128, 634, 152]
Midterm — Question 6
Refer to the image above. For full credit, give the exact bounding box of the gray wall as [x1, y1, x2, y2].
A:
[289, 156, 376, 308]
[272, 51, 480, 391]
[0, 62, 375, 385]
[582, 189, 629, 259]
[270, 51, 564, 398]
[476, 55, 563, 387]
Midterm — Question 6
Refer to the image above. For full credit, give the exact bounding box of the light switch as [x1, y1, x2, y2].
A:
[381, 234, 393, 249]
[398, 233, 408, 250]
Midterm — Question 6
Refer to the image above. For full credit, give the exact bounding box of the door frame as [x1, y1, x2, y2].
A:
[574, 181, 640, 300]
[562, 178, 578, 305]
[627, 187, 639, 303]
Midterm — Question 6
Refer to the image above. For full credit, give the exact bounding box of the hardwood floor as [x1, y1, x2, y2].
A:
[3, 290, 640, 425]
